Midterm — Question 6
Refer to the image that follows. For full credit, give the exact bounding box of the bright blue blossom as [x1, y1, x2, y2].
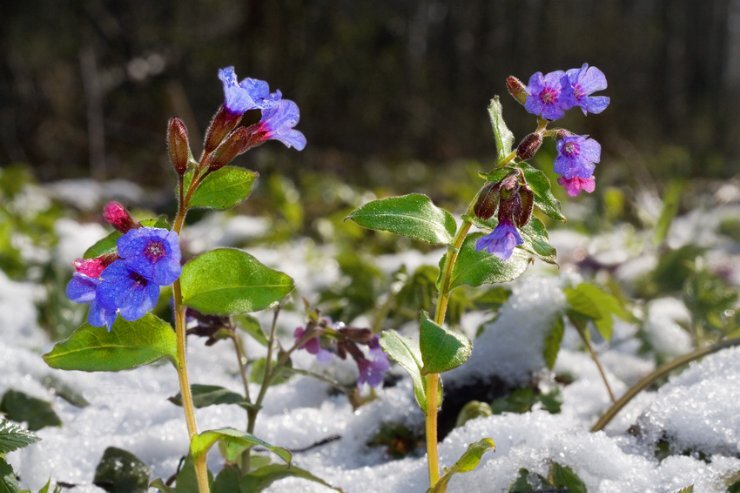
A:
[117, 228, 181, 286]
[554, 134, 601, 179]
[256, 99, 307, 150]
[66, 273, 117, 329]
[218, 66, 281, 116]
[357, 337, 391, 388]
[561, 64, 610, 115]
[475, 220, 523, 260]
[524, 70, 568, 121]
[97, 260, 161, 323]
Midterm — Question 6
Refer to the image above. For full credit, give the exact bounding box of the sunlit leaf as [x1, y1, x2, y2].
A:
[419, 315, 472, 374]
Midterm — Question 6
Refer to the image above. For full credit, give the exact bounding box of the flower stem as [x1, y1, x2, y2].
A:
[576, 327, 616, 403]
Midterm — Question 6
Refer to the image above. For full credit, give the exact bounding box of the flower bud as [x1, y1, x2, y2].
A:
[203, 105, 243, 153]
[167, 117, 190, 175]
[498, 175, 522, 223]
[208, 127, 252, 171]
[73, 253, 117, 278]
[515, 185, 534, 227]
[516, 132, 543, 161]
[103, 201, 140, 233]
[473, 181, 501, 220]
[506, 76, 528, 105]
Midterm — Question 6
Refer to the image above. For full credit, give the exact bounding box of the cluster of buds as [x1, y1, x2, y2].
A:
[167, 66, 306, 177]
[474, 172, 534, 260]
[294, 311, 390, 388]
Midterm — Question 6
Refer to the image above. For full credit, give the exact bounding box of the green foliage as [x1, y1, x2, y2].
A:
[0, 419, 39, 454]
[319, 250, 385, 322]
[233, 315, 268, 346]
[444, 233, 530, 291]
[518, 218, 557, 264]
[488, 97, 514, 162]
[675, 486, 694, 493]
[212, 466, 241, 493]
[379, 330, 426, 408]
[240, 464, 343, 492]
[508, 468, 549, 492]
[639, 245, 704, 297]
[0, 458, 21, 493]
[84, 217, 169, 259]
[0, 391, 61, 431]
[514, 162, 566, 222]
[654, 180, 685, 245]
[549, 463, 587, 493]
[508, 463, 587, 493]
[367, 422, 424, 459]
[181, 248, 294, 315]
[428, 438, 495, 493]
[565, 282, 635, 341]
[543, 315, 565, 369]
[683, 269, 739, 339]
[190, 428, 291, 465]
[41, 376, 89, 408]
[186, 166, 258, 210]
[93, 447, 150, 493]
[347, 193, 457, 245]
[455, 400, 493, 428]
[249, 357, 293, 386]
[168, 385, 248, 409]
[419, 315, 472, 374]
[43, 313, 178, 371]
[491, 387, 562, 415]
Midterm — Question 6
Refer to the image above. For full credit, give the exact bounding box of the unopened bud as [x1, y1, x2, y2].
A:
[73, 253, 117, 278]
[167, 117, 190, 175]
[516, 132, 543, 161]
[506, 76, 528, 105]
[473, 181, 501, 220]
[208, 127, 252, 171]
[103, 201, 140, 233]
[498, 177, 522, 223]
[498, 173, 520, 198]
[515, 186, 534, 227]
[339, 327, 374, 344]
[204, 106, 243, 153]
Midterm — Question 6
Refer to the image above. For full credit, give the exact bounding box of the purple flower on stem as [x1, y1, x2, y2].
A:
[554, 134, 601, 179]
[294, 327, 332, 363]
[561, 64, 610, 115]
[524, 70, 568, 121]
[254, 99, 307, 150]
[475, 219, 524, 260]
[117, 227, 181, 286]
[218, 66, 281, 116]
[66, 273, 117, 329]
[356, 337, 390, 388]
[557, 176, 596, 197]
[96, 260, 161, 323]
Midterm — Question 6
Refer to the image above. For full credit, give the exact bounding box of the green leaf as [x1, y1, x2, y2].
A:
[447, 233, 530, 291]
[550, 463, 587, 493]
[379, 331, 426, 409]
[419, 315, 472, 374]
[488, 96, 514, 162]
[241, 464, 344, 493]
[519, 218, 557, 264]
[187, 166, 258, 210]
[515, 162, 565, 222]
[174, 457, 212, 493]
[93, 447, 150, 493]
[429, 438, 495, 493]
[41, 375, 89, 408]
[43, 313, 178, 371]
[481, 167, 515, 184]
[149, 478, 174, 493]
[0, 419, 39, 453]
[0, 458, 20, 493]
[565, 283, 635, 341]
[455, 401, 493, 428]
[675, 486, 694, 493]
[212, 466, 241, 493]
[542, 315, 565, 370]
[181, 248, 294, 315]
[347, 194, 457, 245]
[249, 358, 293, 386]
[234, 315, 268, 346]
[84, 217, 169, 259]
[190, 428, 291, 465]
[0, 391, 61, 432]
[654, 180, 685, 246]
[168, 385, 247, 409]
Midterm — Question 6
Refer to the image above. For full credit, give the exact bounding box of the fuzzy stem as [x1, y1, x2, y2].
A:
[577, 327, 616, 403]
[591, 338, 740, 432]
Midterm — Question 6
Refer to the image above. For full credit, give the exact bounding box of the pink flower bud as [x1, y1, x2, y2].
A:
[506, 76, 528, 105]
[73, 253, 117, 278]
[203, 106, 242, 154]
[103, 201, 140, 233]
[167, 117, 190, 175]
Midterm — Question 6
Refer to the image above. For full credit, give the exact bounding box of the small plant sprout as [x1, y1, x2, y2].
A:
[348, 64, 610, 491]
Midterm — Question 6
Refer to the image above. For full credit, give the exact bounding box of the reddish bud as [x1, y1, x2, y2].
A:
[204, 106, 243, 153]
[73, 253, 117, 278]
[208, 127, 252, 171]
[497, 175, 522, 223]
[167, 117, 190, 175]
[473, 181, 501, 220]
[103, 201, 140, 233]
[516, 132, 543, 161]
[506, 76, 528, 105]
[515, 186, 534, 227]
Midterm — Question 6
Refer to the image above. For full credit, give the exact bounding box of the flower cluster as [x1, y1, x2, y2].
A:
[66, 203, 181, 330]
[294, 315, 390, 388]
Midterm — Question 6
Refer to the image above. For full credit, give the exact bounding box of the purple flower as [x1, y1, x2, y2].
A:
[294, 327, 332, 363]
[475, 220, 523, 260]
[218, 66, 281, 116]
[561, 64, 610, 115]
[255, 99, 307, 150]
[557, 176, 596, 197]
[554, 134, 601, 179]
[117, 227, 181, 286]
[357, 337, 390, 388]
[524, 70, 568, 121]
[96, 260, 161, 323]
[66, 273, 117, 329]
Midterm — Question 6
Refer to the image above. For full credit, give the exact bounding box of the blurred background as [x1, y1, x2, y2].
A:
[1, 0, 739, 188]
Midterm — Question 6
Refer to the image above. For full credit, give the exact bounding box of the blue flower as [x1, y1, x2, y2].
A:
[256, 99, 307, 150]
[117, 227, 181, 286]
[357, 337, 390, 388]
[554, 134, 601, 179]
[475, 220, 523, 260]
[524, 70, 568, 121]
[96, 260, 161, 323]
[561, 64, 610, 115]
[218, 66, 281, 116]
[66, 273, 117, 330]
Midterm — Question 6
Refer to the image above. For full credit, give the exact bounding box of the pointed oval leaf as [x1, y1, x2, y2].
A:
[519, 218, 557, 264]
[168, 384, 247, 409]
[0, 419, 39, 454]
[419, 315, 472, 374]
[515, 163, 565, 222]
[0, 390, 61, 431]
[379, 330, 426, 409]
[448, 233, 530, 291]
[347, 194, 457, 245]
[241, 464, 344, 493]
[43, 313, 178, 371]
[488, 97, 514, 162]
[181, 248, 294, 315]
[429, 438, 495, 493]
[543, 315, 565, 370]
[188, 166, 258, 210]
[190, 427, 291, 465]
